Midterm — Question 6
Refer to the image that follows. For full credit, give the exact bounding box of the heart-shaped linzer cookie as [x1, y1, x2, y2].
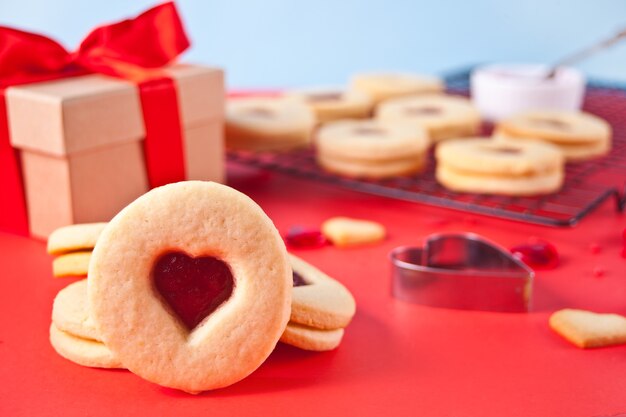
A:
[153, 252, 234, 330]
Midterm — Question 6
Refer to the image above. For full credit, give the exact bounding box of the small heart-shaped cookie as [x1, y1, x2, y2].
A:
[549, 309, 626, 348]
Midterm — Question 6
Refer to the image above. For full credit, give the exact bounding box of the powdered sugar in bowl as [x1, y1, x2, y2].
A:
[470, 64, 586, 121]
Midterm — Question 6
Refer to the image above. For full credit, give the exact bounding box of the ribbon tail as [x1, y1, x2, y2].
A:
[139, 77, 186, 188]
[0, 91, 29, 235]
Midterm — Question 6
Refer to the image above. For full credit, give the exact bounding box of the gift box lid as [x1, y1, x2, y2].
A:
[6, 64, 224, 157]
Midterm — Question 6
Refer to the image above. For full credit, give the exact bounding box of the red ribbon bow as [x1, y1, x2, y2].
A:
[0, 2, 190, 235]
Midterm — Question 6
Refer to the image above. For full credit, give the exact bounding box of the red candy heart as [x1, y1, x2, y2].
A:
[285, 227, 328, 249]
[153, 252, 234, 330]
[510, 239, 559, 270]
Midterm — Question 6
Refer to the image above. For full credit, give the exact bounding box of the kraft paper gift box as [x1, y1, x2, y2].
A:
[6, 64, 225, 239]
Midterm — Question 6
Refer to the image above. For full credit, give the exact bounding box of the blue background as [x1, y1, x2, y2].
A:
[1, 0, 624, 89]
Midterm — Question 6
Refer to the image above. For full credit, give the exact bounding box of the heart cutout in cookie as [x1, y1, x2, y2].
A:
[405, 106, 442, 116]
[292, 271, 310, 287]
[530, 118, 570, 130]
[153, 252, 234, 330]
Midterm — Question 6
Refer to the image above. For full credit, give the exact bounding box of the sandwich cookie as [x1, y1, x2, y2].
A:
[226, 97, 315, 151]
[315, 119, 430, 179]
[47, 223, 107, 278]
[494, 110, 612, 161]
[284, 254, 356, 351]
[435, 138, 565, 196]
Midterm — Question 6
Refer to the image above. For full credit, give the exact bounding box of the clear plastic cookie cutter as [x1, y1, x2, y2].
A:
[390, 233, 534, 312]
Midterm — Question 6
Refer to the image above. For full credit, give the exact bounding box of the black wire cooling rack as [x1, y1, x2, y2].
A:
[227, 69, 626, 227]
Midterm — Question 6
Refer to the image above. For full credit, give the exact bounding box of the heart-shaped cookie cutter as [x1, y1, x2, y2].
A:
[390, 233, 534, 312]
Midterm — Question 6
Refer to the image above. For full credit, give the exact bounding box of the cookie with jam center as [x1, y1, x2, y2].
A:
[315, 119, 429, 179]
[350, 72, 444, 105]
[494, 110, 612, 161]
[225, 97, 315, 151]
[435, 138, 565, 195]
[376, 94, 481, 141]
[286, 88, 373, 123]
[289, 254, 356, 331]
[88, 181, 292, 393]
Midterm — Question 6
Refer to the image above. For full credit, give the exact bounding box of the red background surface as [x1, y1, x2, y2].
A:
[1, 163, 626, 416]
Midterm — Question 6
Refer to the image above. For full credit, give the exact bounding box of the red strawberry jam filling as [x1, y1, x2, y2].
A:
[307, 92, 343, 102]
[405, 106, 442, 116]
[153, 252, 234, 330]
[292, 271, 309, 287]
[285, 227, 328, 249]
[510, 239, 559, 270]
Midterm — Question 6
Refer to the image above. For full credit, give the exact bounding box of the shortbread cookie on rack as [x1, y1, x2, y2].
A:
[225, 97, 315, 151]
[88, 181, 292, 393]
[494, 110, 612, 161]
[376, 94, 481, 141]
[350, 72, 444, 105]
[435, 138, 565, 195]
[549, 309, 626, 348]
[287, 88, 373, 123]
[315, 119, 429, 179]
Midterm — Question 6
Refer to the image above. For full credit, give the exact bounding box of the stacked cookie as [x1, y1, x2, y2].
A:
[494, 110, 612, 161]
[51, 279, 123, 369]
[48, 223, 106, 277]
[315, 119, 430, 179]
[225, 70, 614, 197]
[49, 182, 294, 394]
[47, 194, 356, 391]
[49, 254, 355, 369]
[435, 138, 565, 195]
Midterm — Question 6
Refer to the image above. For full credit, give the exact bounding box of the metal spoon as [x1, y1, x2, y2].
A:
[545, 27, 626, 79]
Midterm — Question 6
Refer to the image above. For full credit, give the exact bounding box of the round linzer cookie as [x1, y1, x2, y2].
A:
[225, 97, 315, 151]
[350, 72, 444, 105]
[88, 181, 292, 393]
[49, 324, 122, 369]
[376, 94, 481, 141]
[435, 138, 565, 195]
[494, 110, 612, 161]
[286, 88, 373, 123]
[315, 119, 429, 179]
[316, 119, 429, 161]
[289, 254, 355, 330]
[52, 279, 99, 341]
[280, 323, 344, 352]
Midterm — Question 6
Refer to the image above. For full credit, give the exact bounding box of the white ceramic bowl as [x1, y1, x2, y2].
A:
[470, 63, 586, 121]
